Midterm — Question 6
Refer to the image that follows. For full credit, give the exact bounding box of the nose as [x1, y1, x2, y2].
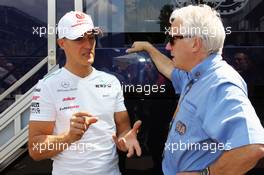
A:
[165, 42, 172, 51]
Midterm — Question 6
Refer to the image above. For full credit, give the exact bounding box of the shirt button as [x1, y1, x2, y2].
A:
[195, 72, 201, 77]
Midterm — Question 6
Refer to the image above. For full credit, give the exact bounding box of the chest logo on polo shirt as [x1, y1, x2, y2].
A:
[62, 97, 76, 102]
[95, 80, 112, 88]
[61, 81, 70, 88]
[175, 120, 186, 135]
[59, 105, 79, 111]
[95, 84, 111, 88]
[57, 81, 77, 92]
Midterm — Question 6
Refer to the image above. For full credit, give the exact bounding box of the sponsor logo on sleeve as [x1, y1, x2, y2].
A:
[31, 102, 40, 114]
[34, 88, 41, 92]
[32, 96, 40, 100]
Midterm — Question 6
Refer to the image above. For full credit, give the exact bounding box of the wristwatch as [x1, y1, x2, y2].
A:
[200, 167, 210, 175]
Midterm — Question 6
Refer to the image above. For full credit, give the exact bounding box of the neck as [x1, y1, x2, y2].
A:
[64, 62, 93, 78]
[188, 52, 209, 71]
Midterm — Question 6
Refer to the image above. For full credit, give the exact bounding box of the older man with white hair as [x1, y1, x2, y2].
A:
[127, 4, 264, 175]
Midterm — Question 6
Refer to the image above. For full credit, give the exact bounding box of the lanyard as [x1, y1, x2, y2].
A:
[168, 79, 195, 133]
[162, 78, 195, 159]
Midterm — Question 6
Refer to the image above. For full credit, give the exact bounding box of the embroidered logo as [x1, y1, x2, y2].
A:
[62, 97, 76, 101]
[61, 81, 70, 88]
[76, 13, 85, 19]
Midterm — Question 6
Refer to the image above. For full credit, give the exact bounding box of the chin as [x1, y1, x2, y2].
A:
[87, 58, 94, 65]
[82, 56, 94, 65]
[174, 64, 185, 71]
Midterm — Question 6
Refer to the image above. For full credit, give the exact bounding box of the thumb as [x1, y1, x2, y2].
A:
[126, 48, 137, 53]
[85, 117, 98, 125]
[112, 134, 118, 145]
[126, 42, 137, 53]
[132, 120, 142, 132]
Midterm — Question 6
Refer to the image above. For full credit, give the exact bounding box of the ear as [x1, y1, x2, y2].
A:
[191, 37, 203, 53]
[57, 39, 65, 49]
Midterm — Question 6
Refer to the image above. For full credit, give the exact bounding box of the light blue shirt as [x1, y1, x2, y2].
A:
[162, 53, 264, 174]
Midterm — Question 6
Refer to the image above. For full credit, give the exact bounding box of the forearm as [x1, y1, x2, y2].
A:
[209, 144, 264, 175]
[176, 145, 264, 175]
[144, 43, 174, 79]
[29, 133, 71, 161]
[116, 116, 131, 138]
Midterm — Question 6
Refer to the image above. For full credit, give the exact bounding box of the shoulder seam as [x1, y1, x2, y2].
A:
[43, 69, 62, 82]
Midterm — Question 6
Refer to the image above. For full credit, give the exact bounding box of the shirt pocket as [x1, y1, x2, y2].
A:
[177, 99, 206, 143]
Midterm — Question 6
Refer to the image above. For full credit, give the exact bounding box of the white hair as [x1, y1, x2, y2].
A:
[169, 4, 226, 54]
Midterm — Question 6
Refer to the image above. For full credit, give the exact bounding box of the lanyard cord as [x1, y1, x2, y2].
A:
[162, 78, 195, 158]
[168, 79, 195, 134]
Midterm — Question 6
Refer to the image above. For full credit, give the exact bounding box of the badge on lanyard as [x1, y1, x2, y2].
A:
[175, 120, 186, 135]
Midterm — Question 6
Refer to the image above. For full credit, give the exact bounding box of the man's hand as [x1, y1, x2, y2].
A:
[66, 112, 98, 143]
[126, 41, 174, 80]
[113, 120, 142, 158]
[126, 41, 152, 53]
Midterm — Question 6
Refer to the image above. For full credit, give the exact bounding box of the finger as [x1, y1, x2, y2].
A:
[130, 42, 136, 49]
[85, 117, 98, 126]
[118, 138, 127, 151]
[73, 111, 93, 117]
[71, 116, 85, 124]
[126, 48, 137, 53]
[127, 145, 135, 158]
[132, 120, 142, 132]
[112, 134, 122, 150]
[71, 127, 85, 135]
[134, 142, 142, 156]
[71, 122, 86, 130]
[112, 134, 119, 145]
